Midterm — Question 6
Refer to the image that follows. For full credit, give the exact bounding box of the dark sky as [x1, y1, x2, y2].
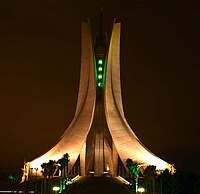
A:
[0, 1, 200, 176]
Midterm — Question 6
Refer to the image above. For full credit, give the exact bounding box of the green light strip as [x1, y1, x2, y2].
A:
[102, 56, 107, 88]
[94, 55, 107, 88]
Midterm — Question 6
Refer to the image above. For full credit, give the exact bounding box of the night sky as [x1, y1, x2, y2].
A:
[0, 1, 200, 176]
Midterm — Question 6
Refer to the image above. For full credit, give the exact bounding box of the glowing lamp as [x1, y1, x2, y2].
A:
[98, 74, 102, 79]
[52, 186, 60, 191]
[98, 59, 103, 65]
[138, 187, 145, 192]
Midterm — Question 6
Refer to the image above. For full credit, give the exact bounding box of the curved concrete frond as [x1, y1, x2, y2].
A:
[105, 22, 170, 171]
[24, 22, 96, 178]
[22, 19, 172, 182]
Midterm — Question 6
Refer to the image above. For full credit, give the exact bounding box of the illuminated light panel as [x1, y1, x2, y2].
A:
[71, 175, 80, 182]
[138, 188, 145, 192]
[117, 176, 131, 185]
[98, 59, 103, 65]
[98, 74, 102, 79]
[52, 186, 60, 191]
[98, 82, 102, 87]
[98, 67, 103, 71]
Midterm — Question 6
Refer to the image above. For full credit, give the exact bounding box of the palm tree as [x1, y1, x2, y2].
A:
[143, 165, 157, 194]
[47, 160, 57, 193]
[46, 160, 57, 178]
[63, 153, 70, 185]
[41, 162, 48, 194]
[159, 169, 172, 194]
[57, 157, 65, 193]
[126, 158, 140, 194]
[56, 153, 70, 192]
[41, 160, 57, 193]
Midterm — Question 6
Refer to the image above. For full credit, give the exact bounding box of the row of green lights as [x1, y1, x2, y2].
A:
[96, 59, 104, 87]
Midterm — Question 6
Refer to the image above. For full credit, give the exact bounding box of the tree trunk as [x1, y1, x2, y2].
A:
[40, 179, 43, 194]
[44, 178, 46, 194]
[153, 178, 155, 194]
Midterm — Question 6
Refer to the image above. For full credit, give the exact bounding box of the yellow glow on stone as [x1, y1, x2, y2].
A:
[106, 165, 110, 171]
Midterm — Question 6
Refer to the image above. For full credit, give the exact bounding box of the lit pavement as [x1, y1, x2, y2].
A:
[64, 176, 132, 194]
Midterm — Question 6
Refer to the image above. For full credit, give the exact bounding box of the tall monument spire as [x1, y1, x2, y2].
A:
[21, 18, 172, 181]
[97, 7, 104, 45]
[94, 7, 107, 89]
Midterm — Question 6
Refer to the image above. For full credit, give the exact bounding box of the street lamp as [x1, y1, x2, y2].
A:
[53, 186, 60, 194]
[34, 168, 38, 194]
[137, 187, 145, 193]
